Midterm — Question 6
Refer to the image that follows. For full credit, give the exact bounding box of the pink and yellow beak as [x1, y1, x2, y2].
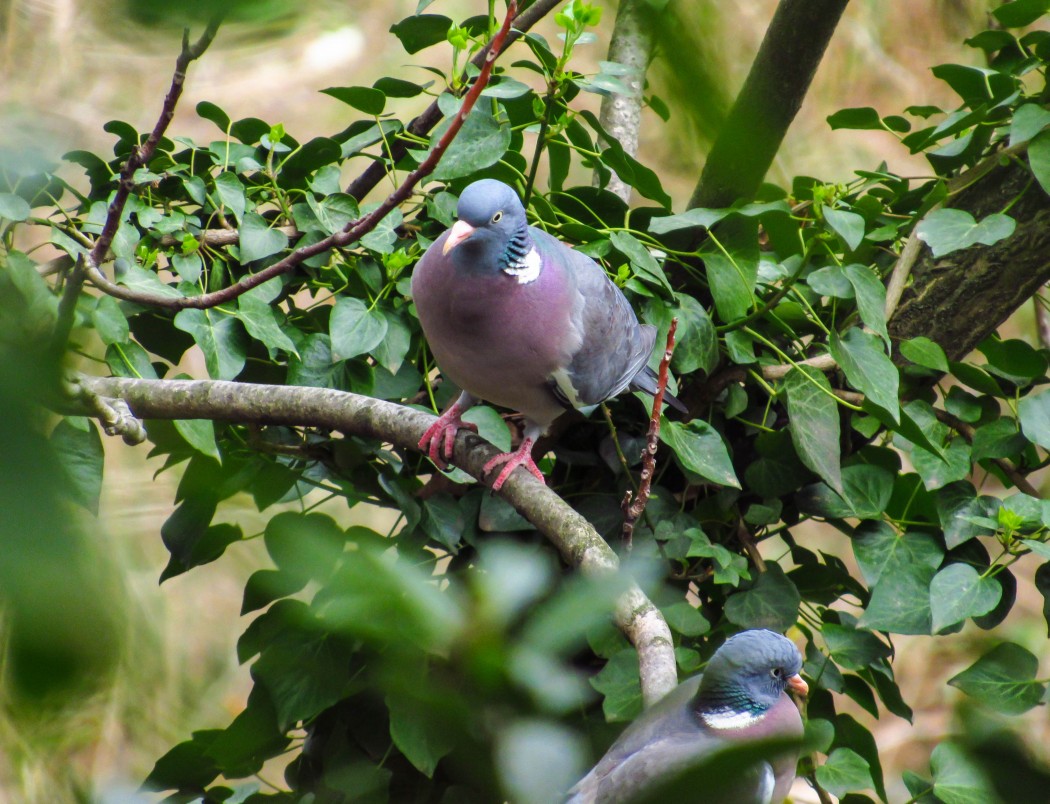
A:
[787, 673, 809, 698]
[442, 220, 476, 255]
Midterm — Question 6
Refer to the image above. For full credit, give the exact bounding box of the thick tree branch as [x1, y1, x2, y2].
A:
[890, 158, 1050, 361]
[594, 0, 653, 202]
[690, 0, 851, 209]
[345, 0, 562, 201]
[85, 2, 518, 311]
[74, 374, 678, 705]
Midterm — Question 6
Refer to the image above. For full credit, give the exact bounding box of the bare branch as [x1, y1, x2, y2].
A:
[84, 2, 519, 311]
[594, 0, 654, 202]
[933, 407, 1041, 498]
[761, 353, 837, 380]
[622, 318, 676, 550]
[73, 373, 679, 705]
[345, 0, 562, 201]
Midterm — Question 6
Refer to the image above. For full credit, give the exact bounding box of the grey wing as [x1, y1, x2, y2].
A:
[532, 229, 656, 407]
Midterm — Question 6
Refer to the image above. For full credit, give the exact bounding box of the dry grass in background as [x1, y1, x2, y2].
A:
[1, 1, 1047, 801]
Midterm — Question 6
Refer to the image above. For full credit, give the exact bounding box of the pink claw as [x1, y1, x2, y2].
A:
[419, 402, 477, 469]
[483, 437, 546, 491]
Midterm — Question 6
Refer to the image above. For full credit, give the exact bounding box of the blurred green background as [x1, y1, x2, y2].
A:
[2, 1, 1047, 801]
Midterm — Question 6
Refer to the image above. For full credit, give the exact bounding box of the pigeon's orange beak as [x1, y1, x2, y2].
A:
[787, 674, 809, 698]
[442, 220, 476, 255]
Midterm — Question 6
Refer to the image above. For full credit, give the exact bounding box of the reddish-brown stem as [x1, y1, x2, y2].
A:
[91, 21, 221, 269]
[622, 318, 678, 550]
[85, 1, 519, 311]
[345, 0, 561, 201]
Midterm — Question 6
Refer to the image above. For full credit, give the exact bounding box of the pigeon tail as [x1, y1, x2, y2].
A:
[629, 365, 688, 415]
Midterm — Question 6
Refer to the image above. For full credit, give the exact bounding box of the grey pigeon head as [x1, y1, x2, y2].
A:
[697, 630, 805, 714]
[442, 179, 530, 273]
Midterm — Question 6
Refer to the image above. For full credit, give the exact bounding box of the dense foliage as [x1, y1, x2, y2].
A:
[3, 1, 1050, 801]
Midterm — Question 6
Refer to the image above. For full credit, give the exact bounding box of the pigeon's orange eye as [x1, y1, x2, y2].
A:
[491, 210, 503, 223]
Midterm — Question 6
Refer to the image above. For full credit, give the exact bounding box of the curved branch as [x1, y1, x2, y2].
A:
[85, 1, 519, 311]
[345, 0, 563, 201]
[594, 0, 654, 202]
[689, 0, 851, 209]
[74, 374, 678, 706]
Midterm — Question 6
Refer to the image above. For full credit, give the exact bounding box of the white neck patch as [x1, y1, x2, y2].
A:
[503, 246, 542, 284]
[701, 709, 762, 731]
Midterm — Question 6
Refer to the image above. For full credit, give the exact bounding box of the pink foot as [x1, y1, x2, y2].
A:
[419, 398, 477, 469]
[483, 437, 546, 491]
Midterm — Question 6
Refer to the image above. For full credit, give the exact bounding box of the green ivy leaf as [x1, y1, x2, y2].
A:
[213, 172, 246, 223]
[843, 264, 889, 347]
[174, 419, 220, 462]
[431, 106, 511, 181]
[822, 623, 891, 671]
[609, 230, 673, 295]
[173, 309, 248, 380]
[1009, 102, 1050, 146]
[830, 327, 899, 422]
[724, 564, 801, 632]
[239, 211, 288, 262]
[929, 564, 1002, 632]
[930, 742, 999, 804]
[900, 336, 949, 372]
[822, 206, 866, 251]
[50, 417, 104, 515]
[322, 85, 386, 115]
[386, 692, 454, 777]
[671, 295, 718, 375]
[238, 282, 299, 358]
[948, 642, 1046, 714]
[389, 14, 452, 53]
[852, 521, 943, 587]
[815, 747, 875, 799]
[590, 648, 642, 722]
[1018, 388, 1050, 449]
[783, 365, 843, 494]
[0, 192, 31, 222]
[827, 106, 884, 130]
[330, 297, 388, 360]
[659, 420, 741, 488]
[860, 562, 936, 635]
[915, 209, 1016, 258]
[993, 0, 1050, 28]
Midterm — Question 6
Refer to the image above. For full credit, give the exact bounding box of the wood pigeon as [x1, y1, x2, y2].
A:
[566, 629, 807, 804]
[411, 179, 686, 490]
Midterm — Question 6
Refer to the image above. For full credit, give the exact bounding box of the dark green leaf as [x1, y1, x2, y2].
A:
[783, 365, 843, 494]
[993, 0, 1050, 28]
[659, 420, 740, 488]
[50, 418, 103, 515]
[831, 327, 899, 422]
[827, 107, 884, 130]
[330, 297, 388, 360]
[590, 648, 642, 722]
[929, 564, 1002, 632]
[390, 14, 452, 54]
[859, 562, 935, 635]
[173, 309, 248, 380]
[1018, 388, 1050, 448]
[1009, 103, 1050, 146]
[822, 624, 891, 671]
[431, 106, 511, 181]
[900, 336, 949, 372]
[930, 743, 999, 804]
[609, 231, 672, 294]
[724, 564, 800, 632]
[174, 419, 220, 461]
[816, 748, 875, 798]
[239, 212, 288, 263]
[322, 85, 386, 115]
[823, 206, 866, 251]
[671, 295, 718, 375]
[852, 521, 943, 587]
[387, 693, 454, 778]
[948, 642, 1046, 715]
[843, 264, 889, 347]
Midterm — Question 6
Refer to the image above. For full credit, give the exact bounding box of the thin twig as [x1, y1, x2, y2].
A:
[83, 2, 519, 311]
[345, 0, 561, 201]
[933, 407, 1042, 497]
[884, 215, 930, 322]
[622, 318, 677, 550]
[761, 353, 837, 380]
[736, 519, 767, 573]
